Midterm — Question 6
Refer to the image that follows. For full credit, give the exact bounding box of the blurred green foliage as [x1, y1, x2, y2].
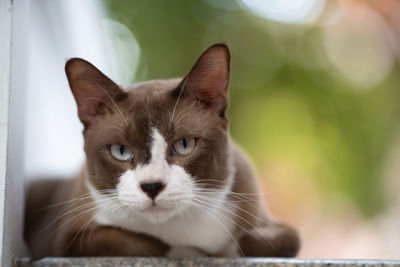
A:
[104, 0, 400, 217]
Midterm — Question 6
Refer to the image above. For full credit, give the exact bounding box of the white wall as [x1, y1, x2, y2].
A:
[24, 0, 139, 179]
[0, 0, 14, 265]
[1, 0, 29, 265]
[0, 1, 140, 263]
[25, 0, 108, 178]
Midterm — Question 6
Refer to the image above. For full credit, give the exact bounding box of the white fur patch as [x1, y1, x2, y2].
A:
[88, 127, 238, 254]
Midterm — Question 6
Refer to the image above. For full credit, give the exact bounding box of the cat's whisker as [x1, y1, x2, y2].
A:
[192, 187, 263, 198]
[166, 182, 261, 209]
[66, 200, 121, 253]
[35, 193, 95, 212]
[194, 193, 278, 231]
[75, 216, 97, 253]
[40, 200, 98, 233]
[84, 97, 115, 113]
[42, 196, 119, 233]
[50, 198, 99, 226]
[47, 204, 100, 239]
[194, 178, 229, 184]
[169, 108, 194, 131]
[105, 125, 127, 135]
[190, 187, 263, 206]
[204, 191, 261, 208]
[95, 82, 129, 127]
[193, 182, 260, 192]
[188, 201, 245, 257]
[87, 199, 125, 245]
[169, 76, 189, 130]
[119, 203, 134, 229]
[48, 198, 120, 239]
[84, 218, 99, 249]
[191, 198, 275, 250]
[191, 184, 266, 206]
[193, 180, 265, 194]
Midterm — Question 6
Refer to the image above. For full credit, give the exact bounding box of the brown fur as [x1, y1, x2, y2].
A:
[24, 44, 300, 259]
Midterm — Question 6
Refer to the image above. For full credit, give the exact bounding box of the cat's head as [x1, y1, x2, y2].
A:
[65, 44, 233, 223]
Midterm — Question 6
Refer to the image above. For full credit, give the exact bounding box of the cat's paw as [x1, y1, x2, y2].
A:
[239, 224, 300, 257]
[166, 246, 206, 258]
[218, 241, 241, 257]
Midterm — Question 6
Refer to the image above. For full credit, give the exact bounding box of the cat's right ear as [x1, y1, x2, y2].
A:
[65, 58, 126, 125]
[173, 43, 230, 118]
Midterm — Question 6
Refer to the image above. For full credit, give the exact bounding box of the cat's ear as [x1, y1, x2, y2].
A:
[65, 58, 126, 125]
[176, 43, 230, 117]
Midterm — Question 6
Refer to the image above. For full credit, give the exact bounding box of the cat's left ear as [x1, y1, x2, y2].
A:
[65, 58, 127, 126]
[175, 43, 230, 117]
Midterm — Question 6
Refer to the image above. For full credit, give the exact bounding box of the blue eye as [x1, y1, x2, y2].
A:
[172, 137, 196, 156]
[110, 144, 134, 161]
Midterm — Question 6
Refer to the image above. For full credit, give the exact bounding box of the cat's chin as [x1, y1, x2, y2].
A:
[140, 205, 182, 224]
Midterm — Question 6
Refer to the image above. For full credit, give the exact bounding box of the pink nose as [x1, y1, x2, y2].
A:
[140, 182, 165, 199]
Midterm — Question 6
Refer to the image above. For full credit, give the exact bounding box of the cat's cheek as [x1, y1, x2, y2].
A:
[116, 169, 149, 206]
[157, 165, 194, 209]
[89, 156, 124, 188]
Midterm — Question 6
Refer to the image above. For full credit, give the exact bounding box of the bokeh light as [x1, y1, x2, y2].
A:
[323, 4, 395, 89]
[240, 0, 326, 24]
[102, 19, 141, 85]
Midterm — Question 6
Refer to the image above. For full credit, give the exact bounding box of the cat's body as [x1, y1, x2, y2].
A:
[25, 44, 300, 259]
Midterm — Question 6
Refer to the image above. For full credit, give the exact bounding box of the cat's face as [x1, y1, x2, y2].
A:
[66, 44, 233, 223]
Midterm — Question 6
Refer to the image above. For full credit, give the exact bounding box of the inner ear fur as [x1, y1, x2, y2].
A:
[65, 58, 127, 125]
[175, 43, 230, 117]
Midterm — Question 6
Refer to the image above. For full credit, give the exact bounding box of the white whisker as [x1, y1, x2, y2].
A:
[189, 201, 244, 256]
[95, 82, 129, 127]
[169, 77, 188, 130]
[192, 197, 274, 249]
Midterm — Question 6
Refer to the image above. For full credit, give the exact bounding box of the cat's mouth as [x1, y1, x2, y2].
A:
[140, 202, 170, 213]
[134, 196, 192, 223]
[137, 201, 180, 223]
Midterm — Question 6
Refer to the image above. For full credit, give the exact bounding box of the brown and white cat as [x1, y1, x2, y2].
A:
[24, 43, 300, 259]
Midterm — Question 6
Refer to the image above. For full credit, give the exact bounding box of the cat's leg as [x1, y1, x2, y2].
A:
[230, 145, 300, 257]
[238, 223, 300, 257]
[63, 226, 170, 256]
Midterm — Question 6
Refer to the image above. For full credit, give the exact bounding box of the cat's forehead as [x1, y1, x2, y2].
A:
[122, 79, 181, 126]
[114, 78, 211, 134]
[124, 78, 182, 98]
[91, 78, 223, 142]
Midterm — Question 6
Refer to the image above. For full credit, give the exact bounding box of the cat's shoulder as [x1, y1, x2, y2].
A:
[229, 140, 260, 196]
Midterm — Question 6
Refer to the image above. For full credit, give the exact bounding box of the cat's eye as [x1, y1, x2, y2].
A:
[110, 144, 134, 161]
[172, 137, 196, 156]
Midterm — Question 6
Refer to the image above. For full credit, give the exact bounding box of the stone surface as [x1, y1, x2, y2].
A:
[16, 257, 400, 267]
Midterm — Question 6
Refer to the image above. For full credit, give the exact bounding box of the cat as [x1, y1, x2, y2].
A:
[24, 43, 300, 259]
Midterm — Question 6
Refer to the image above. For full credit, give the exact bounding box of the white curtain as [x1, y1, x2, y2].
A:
[25, 0, 139, 178]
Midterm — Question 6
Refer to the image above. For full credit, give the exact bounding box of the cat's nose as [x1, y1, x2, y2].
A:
[140, 181, 165, 199]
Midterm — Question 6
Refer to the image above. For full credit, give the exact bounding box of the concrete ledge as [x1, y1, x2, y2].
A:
[16, 257, 400, 267]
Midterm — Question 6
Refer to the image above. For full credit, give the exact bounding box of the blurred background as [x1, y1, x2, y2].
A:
[25, 0, 400, 259]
